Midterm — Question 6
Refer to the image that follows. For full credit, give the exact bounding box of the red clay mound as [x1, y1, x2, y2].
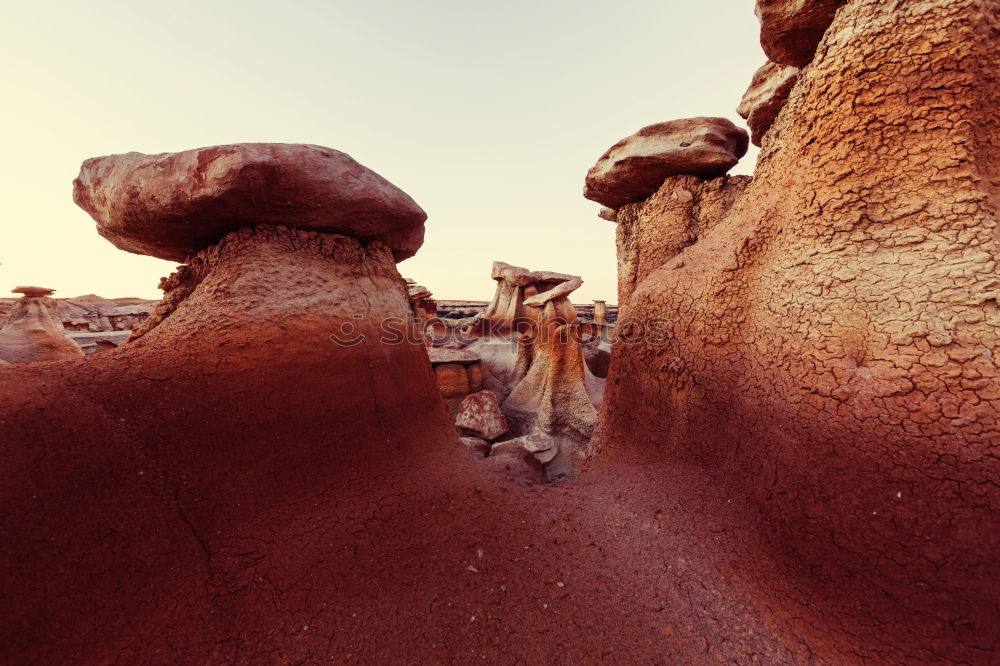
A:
[1, 225, 861, 663]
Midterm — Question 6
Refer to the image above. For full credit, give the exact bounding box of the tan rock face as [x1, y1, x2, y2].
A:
[73, 143, 427, 262]
[737, 61, 800, 147]
[614, 174, 750, 315]
[0, 287, 85, 364]
[755, 0, 847, 67]
[595, 0, 1000, 659]
[584, 118, 748, 208]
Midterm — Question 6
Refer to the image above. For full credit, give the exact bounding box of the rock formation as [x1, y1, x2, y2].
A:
[593, 0, 1000, 661]
[73, 143, 426, 262]
[502, 276, 604, 479]
[4, 1, 998, 661]
[405, 278, 437, 327]
[583, 117, 749, 208]
[0, 144, 461, 663]
[755, 0, 847, 67]
[58, 294, 156, 332]
[474, 261, 579, 334]
[736, 61, 799, 146]
[0, 287, 86, 364]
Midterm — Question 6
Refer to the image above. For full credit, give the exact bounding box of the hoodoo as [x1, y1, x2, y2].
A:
[0, 286, 85, 364]
[0, 143, 458, 663]
[584, 117, 748, 209]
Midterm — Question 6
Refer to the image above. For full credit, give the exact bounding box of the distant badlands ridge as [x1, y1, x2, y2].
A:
[0, 290, 618, 354]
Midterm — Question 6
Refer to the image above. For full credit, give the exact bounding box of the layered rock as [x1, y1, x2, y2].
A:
[58, 295, 157, 332]
[0, 287, 85, 364]
[755, 0, 847, 67]
[428, 347, 488, 406]
[584, 118, 748, 208]
[73, 143, 426, 262]
[594, 0, 1000, 660]
[737, 61, 799, 146]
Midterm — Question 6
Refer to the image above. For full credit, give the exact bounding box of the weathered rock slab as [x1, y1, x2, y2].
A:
[584, 118, 749, 208]
[73, 143, 427, 262]
[428, 348, 481, 365]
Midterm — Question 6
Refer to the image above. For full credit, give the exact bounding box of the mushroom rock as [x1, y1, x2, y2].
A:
[755, 0, 848, 67]
[0, 146, 461, 662]
[594, 0, 1000, 660]
[503, 276, 604, 480]
[583, 117, 749, 209]
[474, 261, 579, 335]
[0, 287, 85, 364]
[737, 61, 800, 147]
[72, 143, 427, 263]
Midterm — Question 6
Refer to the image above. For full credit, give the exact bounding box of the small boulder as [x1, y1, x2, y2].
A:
[598, 207, 618, 222]
[737, 62, 800, 147]
[455, 390, 509, 440]
[513, 433, 559, 465]
[73, 143, 427, 263]
[584, 118, 749, 208]
[755, 0, 848, 67]
[459, 436, 491, 458]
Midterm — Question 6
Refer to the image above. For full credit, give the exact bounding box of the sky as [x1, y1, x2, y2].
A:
[0, 0, 764, 303]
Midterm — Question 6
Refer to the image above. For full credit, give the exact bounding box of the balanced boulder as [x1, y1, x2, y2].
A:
[755, 0, 847, 67]
[474, 261, 579, 334]
[737, 61, 800, 146]
[584, 118, 748, 208]
[0, 287, 85, 364]
[73, 143, 427, 262]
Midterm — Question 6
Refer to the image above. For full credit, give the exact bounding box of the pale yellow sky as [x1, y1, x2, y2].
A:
[1, 0, 763, 303]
